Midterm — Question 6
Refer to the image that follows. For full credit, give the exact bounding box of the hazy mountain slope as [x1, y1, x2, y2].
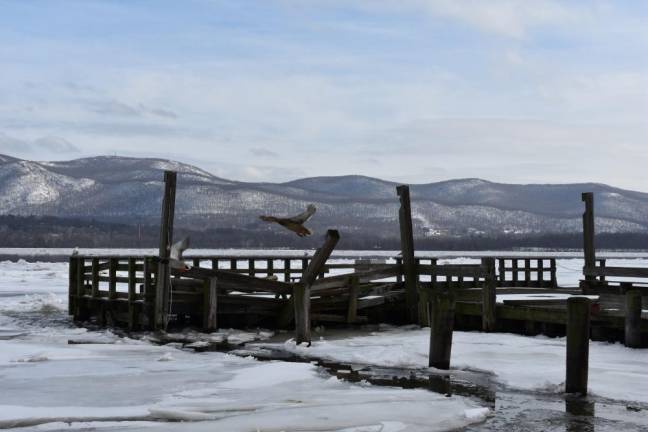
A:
[1, 154, 647, 238]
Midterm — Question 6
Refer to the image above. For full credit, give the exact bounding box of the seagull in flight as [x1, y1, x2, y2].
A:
[260, 204, 317, 237]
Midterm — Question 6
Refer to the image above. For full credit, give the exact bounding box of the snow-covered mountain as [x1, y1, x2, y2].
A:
[2, 154, 648, 238]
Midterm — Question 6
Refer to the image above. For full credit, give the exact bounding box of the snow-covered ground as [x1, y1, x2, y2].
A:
[1, 252, 648, 431]
[257, 326, 648, 404]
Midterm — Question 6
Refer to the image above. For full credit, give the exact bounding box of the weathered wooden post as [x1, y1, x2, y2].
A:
[346, 275, 359, 324]
[582, 193, 595, 284]
[429, 288, 456, 370]
[127, 257, 138, 330]
[294, 229, 340, 344]
[203, 277, 218, 332]
[566, 297, 591, 395]
[397, 185, 419, 324]
[155, 170, 177, 330]
[625, 288, 642, 348]
[68, 257, 78, 316]
[481, 257, 497, 332]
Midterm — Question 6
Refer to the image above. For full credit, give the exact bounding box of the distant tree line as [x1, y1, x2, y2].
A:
[1, 214, 648, 250]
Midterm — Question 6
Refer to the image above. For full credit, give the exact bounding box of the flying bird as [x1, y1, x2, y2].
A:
[260, 204, 316, 237]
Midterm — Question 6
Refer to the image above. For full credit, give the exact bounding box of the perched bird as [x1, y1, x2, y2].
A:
[71, 247, 79, 256]
[260, 204, 316, 237]
[169, 237, 190, 271]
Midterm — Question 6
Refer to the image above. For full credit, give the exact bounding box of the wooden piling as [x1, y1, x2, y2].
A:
[346, 275, 359, 324]
[582, 192, 595, 283]
[566, 297, 591, 395]
[91, 258, 99, 298]
[294, 229, 340, 344]
[155, 170, 177, 330]
[397, 185, 418, 324]
[108, 258, 118, 300]
[203, 277, 218, 332]
[68, 257, 77, 315]
[428, 290, 455, 370]
[127, 257, 137, 330]
[481, 257, 497, 332]
[625, 289, 642, 348]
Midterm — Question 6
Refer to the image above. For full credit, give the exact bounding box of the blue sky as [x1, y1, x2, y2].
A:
[1, 0, 647, 188]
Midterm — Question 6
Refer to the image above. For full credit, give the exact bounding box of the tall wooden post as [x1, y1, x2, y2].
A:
[625, 289, 642, 348]
[481, 257, 497, 332]
[566, 297, 591, 395]
[203, 277, 218, 332]
[294, 229, 340, 344]
[155, 170, 177, 331]
[429, 290, 455, 370]
[582, 193, 595, 284]
[397, 185, 418, 324]
[68, 257, 77, 316]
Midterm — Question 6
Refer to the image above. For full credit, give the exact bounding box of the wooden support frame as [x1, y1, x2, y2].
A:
[397, 185, 419, 324]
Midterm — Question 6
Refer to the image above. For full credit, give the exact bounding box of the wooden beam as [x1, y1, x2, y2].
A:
[155, 170, 177, 330]
[397, 184, 418, 324]
[582, 192, 595, 283]
[346, 275, 359, 324]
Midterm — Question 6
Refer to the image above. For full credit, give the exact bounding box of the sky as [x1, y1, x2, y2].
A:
[0, 0, 647, 189]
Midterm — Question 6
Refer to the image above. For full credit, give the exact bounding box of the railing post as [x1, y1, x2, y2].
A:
[91, 258, 100, 298]
[397, 185, 419, 324]
[127, 257, 137, 330]
[108, 258, 118, 300]
[625, 288, 642, 348]
[429, 289, 455, 370]
[582, 192, 595, 284]
[482, 257, 497, 332]
[550, 258, 557, 288]
[155, 170, 177, 331]
[566, 297, 591, 395]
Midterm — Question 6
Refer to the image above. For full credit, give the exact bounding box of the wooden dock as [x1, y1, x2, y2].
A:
[68, 171, 647, 349]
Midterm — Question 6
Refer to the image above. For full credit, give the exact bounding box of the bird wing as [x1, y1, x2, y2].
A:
[288, 204, 316, 224]
[170, 236, 190, 261]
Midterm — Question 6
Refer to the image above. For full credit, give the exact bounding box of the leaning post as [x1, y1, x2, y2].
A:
[566, 297, 591, 395]
[481, 257, 497, 332]
[582, 193, 595, 285]
[625, 288, 642, 348]
[397, 185, 419, 324]
[294, 229, 340, 345]
[155, 170, 177, 331]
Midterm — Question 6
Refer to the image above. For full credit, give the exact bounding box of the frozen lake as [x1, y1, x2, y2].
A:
[0, 250, 647, 431]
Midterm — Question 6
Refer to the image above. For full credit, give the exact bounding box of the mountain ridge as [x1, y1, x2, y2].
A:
[1, 154, 647, 243]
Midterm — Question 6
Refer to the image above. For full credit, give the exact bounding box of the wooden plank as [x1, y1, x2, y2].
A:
[583, 266, 648, 279]
[397, 184, 418, 324]
[179, 267, 293, 294]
